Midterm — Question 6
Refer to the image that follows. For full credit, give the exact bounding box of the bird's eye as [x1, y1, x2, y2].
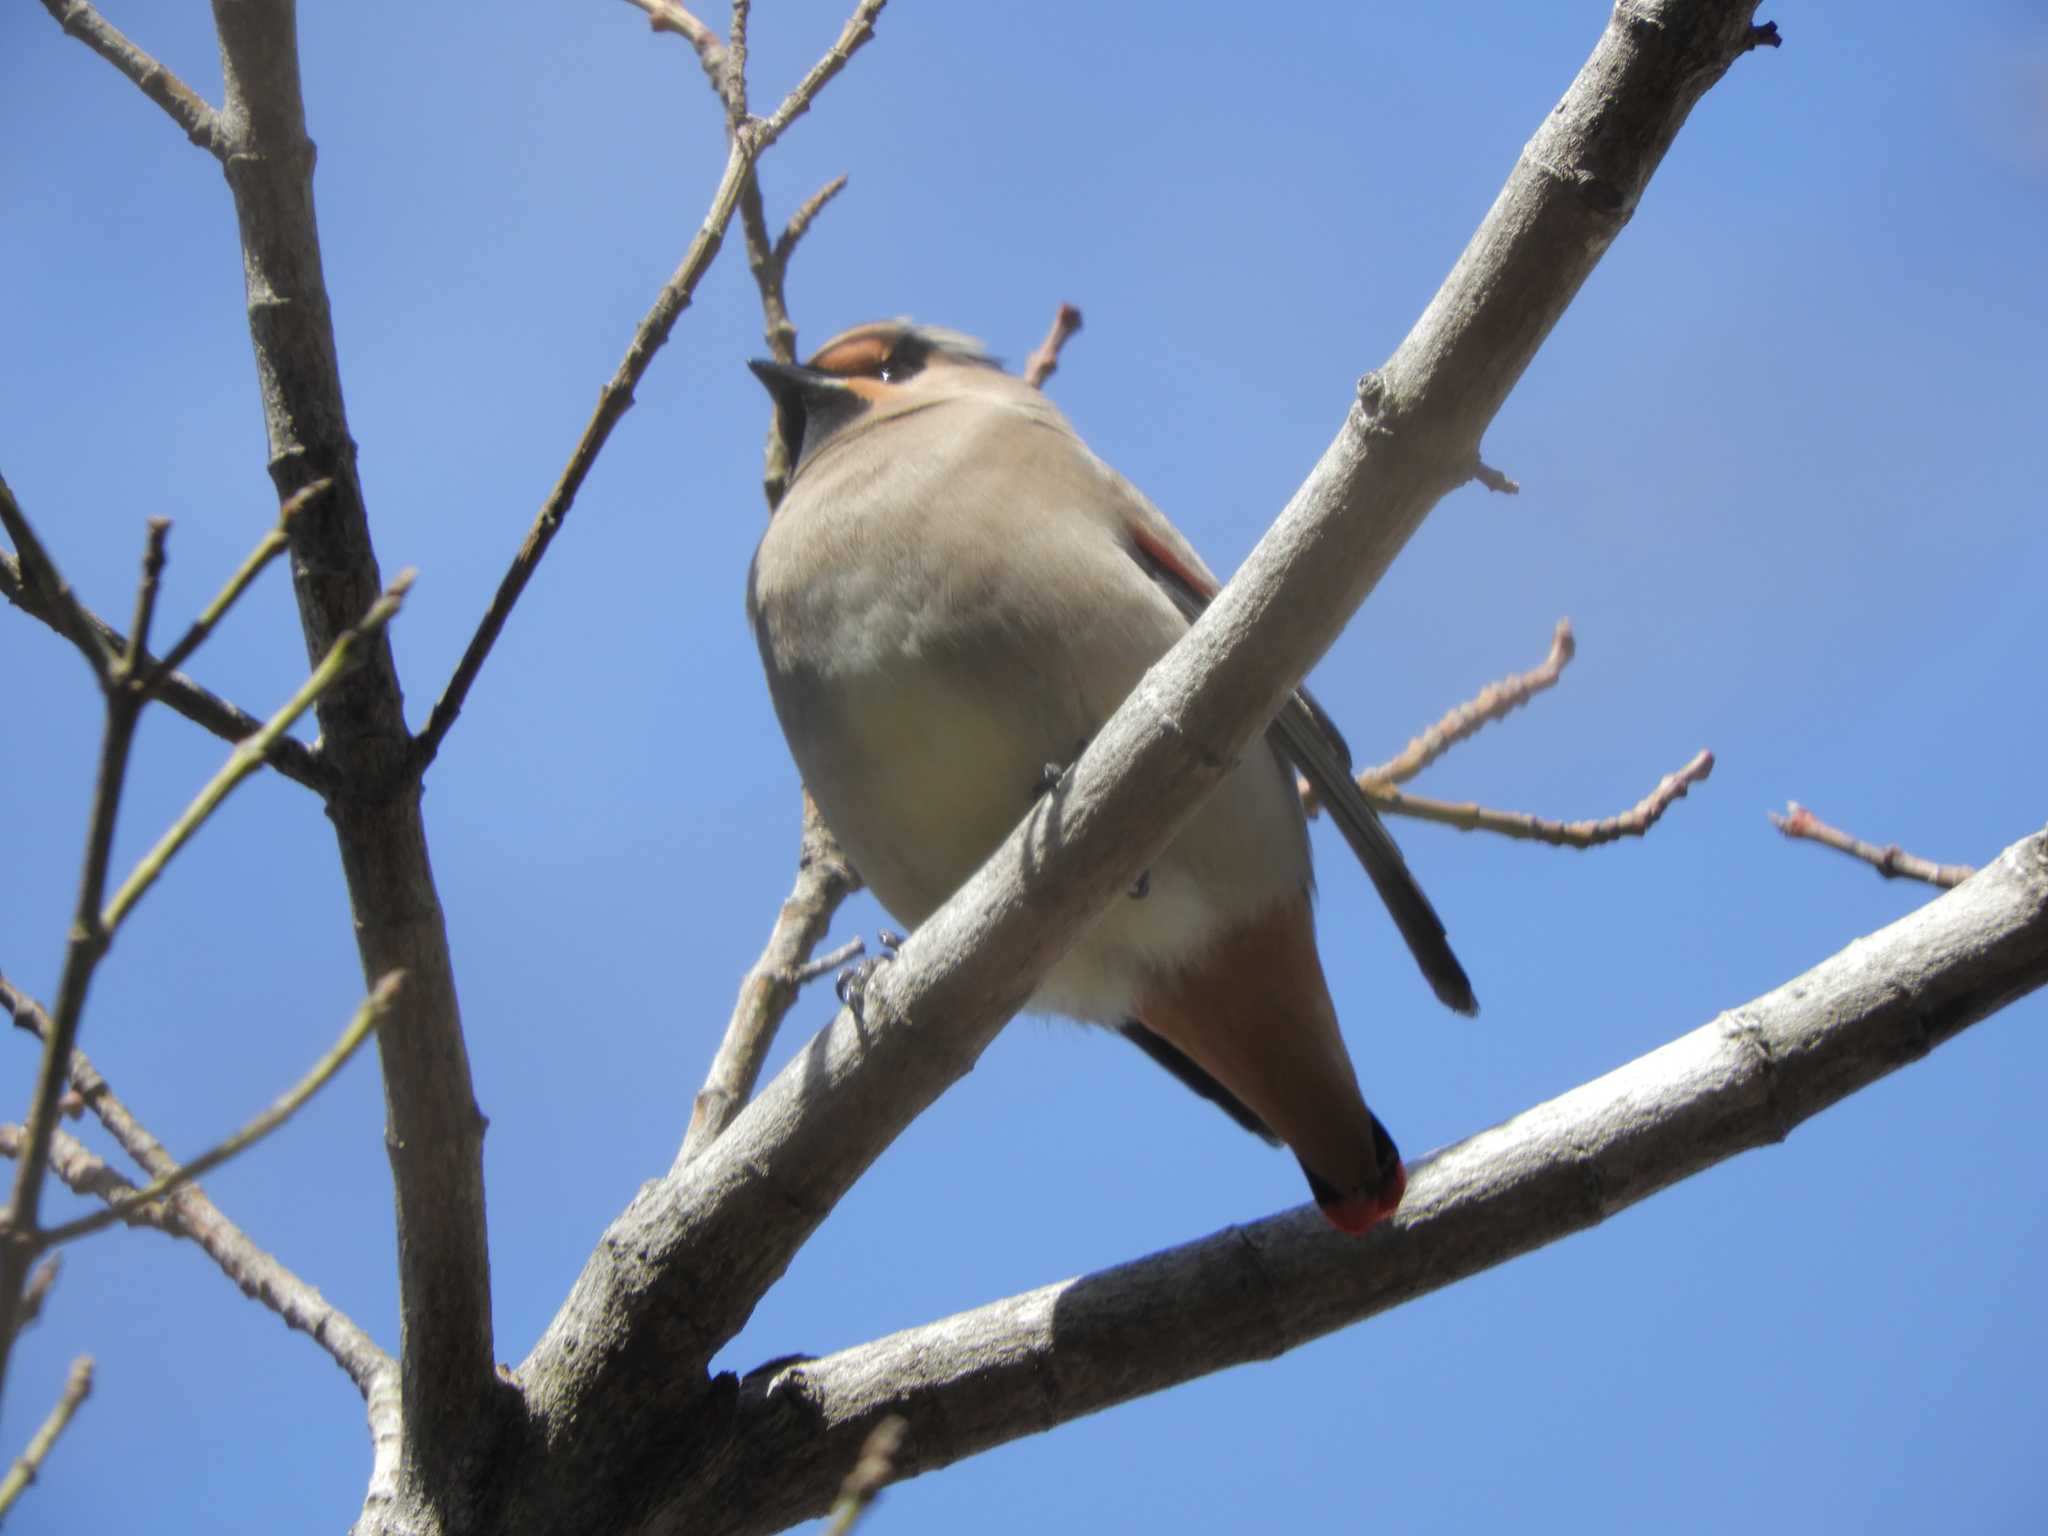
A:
[876, 343, 925, 384]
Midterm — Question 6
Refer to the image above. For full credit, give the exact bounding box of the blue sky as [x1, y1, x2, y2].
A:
[3, 2, 2044, 1532]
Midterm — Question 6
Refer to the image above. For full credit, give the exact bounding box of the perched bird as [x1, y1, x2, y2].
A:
[746, 320, 1474, 1234]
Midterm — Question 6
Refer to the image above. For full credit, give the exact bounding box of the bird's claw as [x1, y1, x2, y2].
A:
[835, 931, 904, 1019]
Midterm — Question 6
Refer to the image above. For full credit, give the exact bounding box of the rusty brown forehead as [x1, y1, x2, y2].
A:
[806, 328, 899, 377]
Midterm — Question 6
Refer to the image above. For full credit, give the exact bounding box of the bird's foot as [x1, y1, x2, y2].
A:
[1034, 739, 1090, 800]
[835, 930, 904, 1019]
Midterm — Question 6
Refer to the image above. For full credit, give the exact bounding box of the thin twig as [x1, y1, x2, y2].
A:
[1364, 748, 1715, 845]
[0, 1126, 182, 1237]
[101, 573, 414, 932]
[1471, 457, 1521, 494]
[1769, 803, 1974, 888]
[784, 936, 868, 989]
[726, 0, 752, 124]
[678, 795, 862, 1166]
[122, 519, 171, 675]
[754, 0, 889, 142]
[40, 975, 400, 1247]
[623, 0, 728, 90]
[15, 1259, 59, 1339]
[0, 978, 394, 1394]
[823, 1414, 907, 1536]
[0, 574, 406, 1390]
[412, 0, 889, 773]
[38, 0, 223, 155]
[1356, 617, 1576, 788]
[1022, 303, 1084, 390]
[152, 484, 313, 681]
[0, 523, 176, 1386]
[0, 1356, 93, 1518]
[1, 551, 337, 795]
[0, 470, 113, 681]
[774, 175, 850, 273]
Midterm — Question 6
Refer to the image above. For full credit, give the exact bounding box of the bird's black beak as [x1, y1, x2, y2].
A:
[748, 358, 861, 479]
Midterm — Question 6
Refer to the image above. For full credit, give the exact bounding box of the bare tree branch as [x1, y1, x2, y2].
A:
[102, 574, 412, 933]
[0, 1125, 182, 1237]
[205, 0, 509, 1485]
[1, 547, 338, 795]
[13, 1258, 60, 1339]
[411, 1, 888, 772]
[0, 570, 408, 1390]
[739, 167, 850, 506]
[40, 975, 399, 1247]
[0, 1355, 93, 1520]
[679, 796, 862, 1165]
[0, 978, 394, 1397]
[0, 470, 114, 682]
[1358, 616, 1575, 786]
[0, 517, 187, 1384]
[1, 481, 335, 795]
[822, 1415, 907, 1536]
[1369, 747, 1714, 845]
[677, 829, 2048, 1536]
[37, 0, 223, 155]
[621, 0, 728, 90]
[755, 1, 886, 141]
[1022, 303, 1084, 390]
[1769, 802, 1974, 888]
[502, 12, 1781, 1529]
[152, 484, 310, 681]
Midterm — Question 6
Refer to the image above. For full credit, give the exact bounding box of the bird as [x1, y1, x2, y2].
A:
[745, 319, 1475, 1234]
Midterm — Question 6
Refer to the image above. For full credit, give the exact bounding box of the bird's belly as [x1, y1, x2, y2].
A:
[773, 632, 1300, 1027]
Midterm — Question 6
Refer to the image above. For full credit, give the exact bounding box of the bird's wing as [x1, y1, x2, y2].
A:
[1121, 514, 1478, 1016]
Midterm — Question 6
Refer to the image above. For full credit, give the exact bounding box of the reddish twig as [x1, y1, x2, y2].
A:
[1022, 303, 1084, 390]
[1357, 616, 1576, 789]
[1367, 748, 1715, 846]
[1769, 803, 1974, 889]
[622, 0, 728, 90]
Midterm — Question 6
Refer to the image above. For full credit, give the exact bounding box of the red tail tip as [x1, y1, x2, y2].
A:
[1318, 1161, 1408, 1237]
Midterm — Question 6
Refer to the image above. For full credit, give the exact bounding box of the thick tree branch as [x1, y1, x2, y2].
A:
[681, 827, 2048, 1535]
[502, 7, 1777, 1528]
[206, 0, 508, 1496]
[1769, 802, 1973, 888]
